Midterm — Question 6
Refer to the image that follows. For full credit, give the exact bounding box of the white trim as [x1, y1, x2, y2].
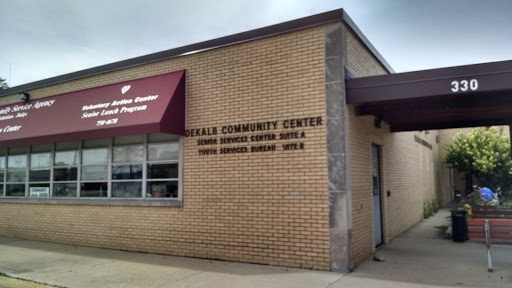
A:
[142, 135, 148, 199]
[0, 133, 182, 205]
[178, 137, 184, 202]
[108, 137, 113, 198]
[0, 197, 182, 206]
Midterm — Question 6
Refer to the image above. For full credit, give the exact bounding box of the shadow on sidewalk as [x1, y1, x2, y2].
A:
[342, 209, 512, 288]
[0, 236, 330, 277]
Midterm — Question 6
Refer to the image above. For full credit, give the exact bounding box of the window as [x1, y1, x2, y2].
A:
[112, 135, 143, 198]
[29, 144, 52, 198]
[6, 147, 27, 197]
[54, 142, 79, 197]
[81, 138, 109, 198]
[0, 133, 181, 204]
[0, 150, 4, 196]
[147, 142, 179, 198]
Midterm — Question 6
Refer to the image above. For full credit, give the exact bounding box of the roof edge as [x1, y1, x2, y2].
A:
[341, 10, 394, 74]
[1, 8, 393, 96]
[347, 59, 512, 89]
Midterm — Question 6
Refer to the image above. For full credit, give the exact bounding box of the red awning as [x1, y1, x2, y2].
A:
[0, 70, 186, 148]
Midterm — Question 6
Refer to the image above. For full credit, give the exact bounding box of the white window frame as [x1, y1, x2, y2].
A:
[0, 134, 183, 206]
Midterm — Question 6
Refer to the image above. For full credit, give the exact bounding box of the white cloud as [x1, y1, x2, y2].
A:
[1, 0, 511, 86]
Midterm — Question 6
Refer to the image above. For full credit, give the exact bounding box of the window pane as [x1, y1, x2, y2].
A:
[0, 172, 4, 182]
[55, 151, 77, 166]
[82, 148, 108, 165]
[54, 167, 77, 181]
[0, 156, 5, 169]
[148, 133, 178, 143]
[7, 170, 25, 182]
[30, 169, 50, 182]
[9, 146, 27, 154]
[112, 165, 142, 179]
[148, 143, 178, 161]
[31, 144, 52, 153]
[8, 154, 26, 168]
[29, 185, 50, 197]
[112, 182, 141, 198]
[31, 153, 51, 168]
[80, 182, 107, 197]
[147, 163, 178, 179]
[53, 183, 77, 197]
[6, 184, 25, 196]
[113, 145, 143, 163]
[55, 141, 79, 151]
[147, 181, 178, 198]
[114, 135, 144, 145]
[81, 165, 108, 181]
[83, 138, 110, 148]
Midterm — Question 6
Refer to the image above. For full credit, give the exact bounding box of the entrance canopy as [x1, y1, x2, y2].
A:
[346, 60, 512, 132]
[0, 70, 186, 148]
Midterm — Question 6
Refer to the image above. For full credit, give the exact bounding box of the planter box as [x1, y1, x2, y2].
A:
[472, 205, 512, 218]
[467, 218, 512, 244]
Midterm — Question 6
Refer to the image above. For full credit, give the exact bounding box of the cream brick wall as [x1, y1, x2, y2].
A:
[346, 30, 387, 77]
[438, 128, 472, 205]
[346, 29, 440, 266]
[0, 26, 330, 270]
[349, 111, 440, 266]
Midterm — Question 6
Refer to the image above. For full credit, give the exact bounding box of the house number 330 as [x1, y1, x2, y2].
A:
[451, 79, 478, 92]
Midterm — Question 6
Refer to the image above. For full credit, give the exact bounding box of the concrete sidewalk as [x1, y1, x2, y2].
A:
[0, 209, 511, 288]
[0, 237, 341, 288]
[336, 209, 512, 288]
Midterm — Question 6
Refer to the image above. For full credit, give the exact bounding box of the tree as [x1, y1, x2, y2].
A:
[444, 127, 512, 196]
[0, 77, 8, 90]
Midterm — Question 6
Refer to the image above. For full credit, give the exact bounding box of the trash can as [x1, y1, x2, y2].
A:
[451, 210, 468, 242]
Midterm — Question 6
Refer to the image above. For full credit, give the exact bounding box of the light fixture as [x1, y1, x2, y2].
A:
[19, 92, 30, 101]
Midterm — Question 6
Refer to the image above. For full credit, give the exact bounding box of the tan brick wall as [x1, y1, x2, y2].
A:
[438, 128, 471, 205]
[346, 28, 440, 266]
[349, 110, 440, 266]
[346, 29, 387, 77]
[0, 26, 330, 270]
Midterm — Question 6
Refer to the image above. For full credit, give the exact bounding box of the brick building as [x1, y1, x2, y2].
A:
[0, 9, 443, 272]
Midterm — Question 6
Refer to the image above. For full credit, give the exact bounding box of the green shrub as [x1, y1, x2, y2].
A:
[444, 127, 512, 199]
[501, 195, 512, 206]
[424, 199, 439, 219]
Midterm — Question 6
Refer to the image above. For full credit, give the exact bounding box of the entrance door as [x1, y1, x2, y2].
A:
[372, 145, 383, 247]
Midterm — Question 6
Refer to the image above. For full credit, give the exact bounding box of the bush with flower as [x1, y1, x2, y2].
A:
[457, 203, 472, 218]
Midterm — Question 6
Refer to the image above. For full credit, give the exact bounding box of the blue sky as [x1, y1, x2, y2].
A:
[1, 0, 511, 87]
